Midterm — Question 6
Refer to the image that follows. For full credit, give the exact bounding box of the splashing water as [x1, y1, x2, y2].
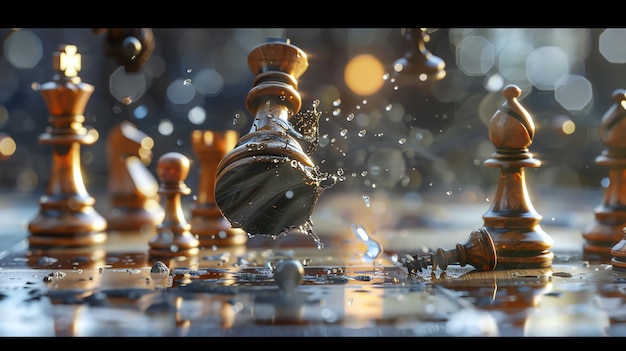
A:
[351, 224, 383, 262]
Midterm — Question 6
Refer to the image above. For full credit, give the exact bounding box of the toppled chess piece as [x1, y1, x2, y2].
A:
[28, 44, 107, 248]
[405, 228, 497, 274]
[106, 121, 164, 232]
[583, 89, 626, 263]
[481, 84, 554, 269]
[214, 38, 337, 246]
[148, 152, 199, 258]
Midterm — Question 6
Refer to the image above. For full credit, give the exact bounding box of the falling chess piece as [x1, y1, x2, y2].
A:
[391, 28, 446, 82]
[189, 129, 247, 247]
[481, 84, 554, 269]
[28, 44, 107, 248]
[582, 89, 626, 263]
[106, 121, 164, 232]
[148, 152, 199, 258]
[405, 228, 497, 273]
[214, 38, 337, 245]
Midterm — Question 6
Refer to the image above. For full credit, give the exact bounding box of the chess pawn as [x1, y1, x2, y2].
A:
[28, 44, 107, 248]
[148, 152, 199, 258]
[582, 89, 626, 262]
[106, 121, 164, 232]
[406, 228, 497, 273]
[214, 38, 337, 240]
[189, 129, 247, 247]
[481, 84, 554, 269]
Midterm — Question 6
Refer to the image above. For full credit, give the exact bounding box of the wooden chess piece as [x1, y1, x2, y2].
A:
[214, 38, 337, 242]
[405, 228, 497, 273]
[106, 121, 164, 232]
[582, 89, 626, 263]
[28, 44, 107, 248]
[610, 228, 626, 271]
[148, 152, 199, 257]
[481, 84, 554, 269]
[189, 129, 247, 247]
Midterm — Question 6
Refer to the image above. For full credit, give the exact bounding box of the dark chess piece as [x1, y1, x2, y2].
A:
[189, 129, 247, 247]
[214, 38, 337, 243]
[583, 89, 626, 263]
[405, 228, 497, 273]
[28, 44, 107, 248]
[93, 28, 154, 73]
[391, 28, 446, 82]
[148, 152, 199, 257]
[481, 84, 554, 269]
[106, 121, 164, 232]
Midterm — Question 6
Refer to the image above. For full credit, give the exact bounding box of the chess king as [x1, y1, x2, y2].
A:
[28, 45, 108, 248]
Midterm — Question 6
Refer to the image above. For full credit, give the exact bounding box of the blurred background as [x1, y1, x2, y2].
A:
[0, 28, 623, 228]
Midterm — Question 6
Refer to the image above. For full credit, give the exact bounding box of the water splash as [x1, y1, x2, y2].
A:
[351, 224, 383, 262]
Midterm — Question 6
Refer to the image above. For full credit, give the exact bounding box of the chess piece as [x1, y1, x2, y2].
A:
[583, 89, 626, 263]
[214, 38, 337, 243]
[93, 28, 154, 73]
[405, 228, 497, 273]
[189, 129, 247, 247]
[391, 28, 446, 81]
[481, 84, 554, 269]
[28, 44, 107, 248]
[610, 228, 626, 271]
[148, 152, 199, 257]
[106, 121, 164, 232]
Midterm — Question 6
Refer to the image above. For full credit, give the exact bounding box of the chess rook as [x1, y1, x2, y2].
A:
[190, 130, 247, 247]
[27, 45, 107, 248]
[481, 84, 554, 269]
[106, 121, 164, 232]
[583, 89, 626, 263]
[148, 152, 199, 258]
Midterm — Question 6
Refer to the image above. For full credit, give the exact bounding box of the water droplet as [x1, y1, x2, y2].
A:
[398, 138, 406, 144]
[183, 79, 192, 85]
[122, 96, 132, 105]
[446, 191, 452, 196]
[346, 113, 355, 122]
[340, 129, 348, 136]
[362, 195, 370, 207]
[187, 68, 193, 73]
[351, 224, 382, 262]
[385, 104, 392, 111]
[358, 130, 366, 137]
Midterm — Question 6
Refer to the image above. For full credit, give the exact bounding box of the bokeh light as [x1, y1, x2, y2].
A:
[344, 54, 385, 96]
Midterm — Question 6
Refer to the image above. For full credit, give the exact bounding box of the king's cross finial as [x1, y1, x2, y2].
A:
[53, 44, 81, 78]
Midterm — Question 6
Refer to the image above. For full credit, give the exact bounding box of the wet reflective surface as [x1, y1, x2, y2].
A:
[2, 189, 626, 337]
